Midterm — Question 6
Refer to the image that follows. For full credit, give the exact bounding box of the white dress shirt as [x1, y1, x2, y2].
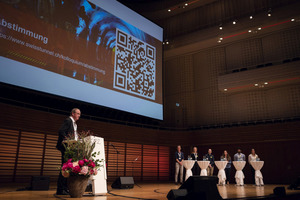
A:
[70, 116, 78, 140]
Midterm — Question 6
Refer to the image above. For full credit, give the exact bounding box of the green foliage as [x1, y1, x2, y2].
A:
[63, 130, 103, 167]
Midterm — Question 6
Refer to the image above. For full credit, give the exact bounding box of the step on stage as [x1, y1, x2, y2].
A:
[0, 182, 300, 200]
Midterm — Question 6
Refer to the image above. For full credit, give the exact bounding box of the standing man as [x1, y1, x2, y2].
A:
[56, 108, 81, 195]
[234, 148, 246, 161]
[205, 149, 215, 176]
[175, 145, 184, 185]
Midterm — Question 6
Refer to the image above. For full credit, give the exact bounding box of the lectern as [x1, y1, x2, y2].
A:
[86, 136, 107, 195]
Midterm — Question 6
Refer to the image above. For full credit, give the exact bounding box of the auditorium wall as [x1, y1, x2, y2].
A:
[0, 103, 299, 184]
[164, 25, 300, 127]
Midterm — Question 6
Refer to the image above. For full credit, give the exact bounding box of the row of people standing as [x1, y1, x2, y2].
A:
[175, 145, 259, 185]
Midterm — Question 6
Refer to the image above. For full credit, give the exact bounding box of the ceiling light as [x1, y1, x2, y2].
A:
[219, 37, 223, 40]
[291, 18, 295, 21]
[168, 9, 171, 12]
[185, 3, 188, 6]
[166, 41, 169, 45]
[224, 89, 228, 91]
[254, 84, 259, 87]
[248, 30, 252, 33]
[219, 26, 223, 30]
[258, 27, 262, 30]
[233, 20, 236, 25]
[217, 40, 222, 43]
[264, 82, 268, 85]
[268, 8, 272, 17]
[250, 16, 253, 19]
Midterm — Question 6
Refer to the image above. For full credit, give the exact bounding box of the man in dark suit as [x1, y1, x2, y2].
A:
[56, 108, 81, 195]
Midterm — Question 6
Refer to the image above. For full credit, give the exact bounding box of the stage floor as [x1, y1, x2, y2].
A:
[0, 182, 299, 200]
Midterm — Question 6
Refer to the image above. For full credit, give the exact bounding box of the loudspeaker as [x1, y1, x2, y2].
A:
[167, 189, 188, 200]
[111, 177, 134, 189]
[273, 187, 286, 197]
[30, 176, 50, 190]
[288, 176, 300, 190]
[179, 176, 222, 200]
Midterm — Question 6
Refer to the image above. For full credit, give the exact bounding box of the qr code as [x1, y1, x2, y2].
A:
[113, 29, 156, 100]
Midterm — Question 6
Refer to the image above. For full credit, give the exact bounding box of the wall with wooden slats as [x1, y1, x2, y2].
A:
[0, 103, 299, 184]
[0, 127, 170, 183]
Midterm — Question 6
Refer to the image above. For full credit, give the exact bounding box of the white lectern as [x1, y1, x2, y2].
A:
[87, 136, 107, 195]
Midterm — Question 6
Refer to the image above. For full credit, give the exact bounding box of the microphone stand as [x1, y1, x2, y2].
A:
[110, 143, 120, 177]
[131, 155, 141, 188]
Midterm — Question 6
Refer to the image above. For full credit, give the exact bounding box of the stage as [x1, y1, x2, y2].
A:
[0, 182, 300, 200]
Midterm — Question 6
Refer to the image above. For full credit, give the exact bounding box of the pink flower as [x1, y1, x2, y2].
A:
[62, 164, 68, 171]
[62, 170, 70, 178]
[73, 165, 81, 174]
[79, 166, 89, 175]
[90, 168, 98, 175]
[73, 161, 79, 167]
[67, 162, 73, 168]
[88, 161, 95, 168]
[78, 160, 84, 166]
[67, 158, 72, 163]
[84, 159, 88, 163]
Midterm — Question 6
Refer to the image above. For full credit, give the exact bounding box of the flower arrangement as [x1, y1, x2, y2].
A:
[60, 130, 103, 178]
[61, 158, 98, 178]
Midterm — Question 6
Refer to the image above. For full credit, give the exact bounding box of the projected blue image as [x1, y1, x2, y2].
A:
[75, 0, 152, 49]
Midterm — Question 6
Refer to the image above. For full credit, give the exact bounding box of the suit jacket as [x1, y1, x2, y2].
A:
[56, 117, 74, 152]
[191, 153, 199, 161]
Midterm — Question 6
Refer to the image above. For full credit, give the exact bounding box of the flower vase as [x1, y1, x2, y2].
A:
[67, 176, 89, 198]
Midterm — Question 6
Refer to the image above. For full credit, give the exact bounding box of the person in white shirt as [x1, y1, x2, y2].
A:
[248, 149, 259, 184]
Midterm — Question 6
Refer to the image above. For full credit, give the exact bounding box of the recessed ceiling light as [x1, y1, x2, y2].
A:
[250, 16, 253, 19]
[291, 18, 295, 21]
[233, 20, 236, 24]
[168, 9, 171, 12]
[254, 84, 259, 86]
[248, 30, 252, 33]
[264, 82, 268, 85]
[185, 3, 188, 6]
[258, 27, 262, 30]
[224, 89, 228, 91]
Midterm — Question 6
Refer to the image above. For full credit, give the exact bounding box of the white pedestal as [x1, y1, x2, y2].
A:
[87, 136, 107, 195]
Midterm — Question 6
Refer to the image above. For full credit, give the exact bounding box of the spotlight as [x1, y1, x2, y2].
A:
[168, 9, 171, 12]
[254, 83, 259, 87]
[166, 41, 169, 45]
[258, 27, 262, 30]
[185, 3, 188, 6]
[248, 30, 252, 33]
[219, 24, 223, 30]
[291, 18, 295, 21]
[162, 42, 165, 45]
[268, 8, 272, 17]
[250, 15, 253, 19]
[264, 82, 268, 85]
[219, 37, 223, 40]
[224, 89, 228, 91]
[233, 20, 236, 24]
[217, 40, 222, 43]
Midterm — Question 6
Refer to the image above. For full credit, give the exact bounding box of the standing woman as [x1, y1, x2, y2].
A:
[248, 149, 258, 184]
[191, 146, 200, 175]
[221, 150, 232, 184]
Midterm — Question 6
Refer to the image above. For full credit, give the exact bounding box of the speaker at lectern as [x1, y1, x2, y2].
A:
[86, 136, 107, 195]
